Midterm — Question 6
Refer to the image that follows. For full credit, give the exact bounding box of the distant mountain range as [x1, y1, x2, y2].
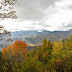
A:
[0, 29, 72, 50]
[11, 29, 72, 46]
[11, 30, 39, 38]
[11, 29, 72, 38]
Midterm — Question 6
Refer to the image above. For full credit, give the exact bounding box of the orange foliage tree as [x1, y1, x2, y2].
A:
[2, 40, 28, 63]
[12, 40, 27, 57]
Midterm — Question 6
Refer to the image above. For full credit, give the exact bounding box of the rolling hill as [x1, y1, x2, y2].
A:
[22, 29, 72, 46]
[0, 29, 72, 50]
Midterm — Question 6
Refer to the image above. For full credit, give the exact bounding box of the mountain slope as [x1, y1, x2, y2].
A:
[11, 30, 39, 38]
[23, 29, 72, 46]
[0, 29, 72, 49]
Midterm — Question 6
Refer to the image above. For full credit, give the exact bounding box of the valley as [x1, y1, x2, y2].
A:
[0, 29, 72, 50]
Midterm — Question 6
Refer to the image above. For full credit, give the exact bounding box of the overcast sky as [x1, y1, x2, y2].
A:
[0, 0, 72, 32]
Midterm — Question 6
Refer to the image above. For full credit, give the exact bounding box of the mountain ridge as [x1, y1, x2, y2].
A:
[0, 29, 72, 49]
[11, 29, 72, 38]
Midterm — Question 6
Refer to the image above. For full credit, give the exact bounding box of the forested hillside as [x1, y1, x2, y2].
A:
[23, 29, 72, 46]
[0, 34, 72, 72]
[0, 29, 72, 49]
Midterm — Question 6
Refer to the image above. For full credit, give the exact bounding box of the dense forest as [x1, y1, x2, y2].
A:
[0, 34, 72, 72]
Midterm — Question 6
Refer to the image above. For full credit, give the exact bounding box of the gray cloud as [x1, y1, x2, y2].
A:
[2, 0, 72, 32]
[56, 24, 72, 31]
[57, 24, 72, 31]
[65, 24, 72, 27]
[61, 23, 72, 27]
[14, 0, 58, 20]
[69, 5, 72, 9]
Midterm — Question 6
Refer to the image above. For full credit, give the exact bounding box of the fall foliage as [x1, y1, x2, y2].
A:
[2, 40, 27, 60]
[0, 34, 72, 72]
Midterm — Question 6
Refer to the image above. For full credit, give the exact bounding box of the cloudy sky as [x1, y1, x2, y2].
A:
[0, 0, 72, 32]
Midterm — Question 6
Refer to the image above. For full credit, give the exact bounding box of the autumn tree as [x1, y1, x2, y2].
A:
[12, 40, 27, 57]
[36, 38, 48, 62]
[2, 40, 28, 72]
[41, 38, 48, 51]
[1, 35, 72, 72]
[63, 34, 72, 71]
[52, 35, 72, 72]
[41, 39, 53, 63]
[21, 57, 43, 72]
[35, 38, 53, 71]
[0, 51, 4, 72]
